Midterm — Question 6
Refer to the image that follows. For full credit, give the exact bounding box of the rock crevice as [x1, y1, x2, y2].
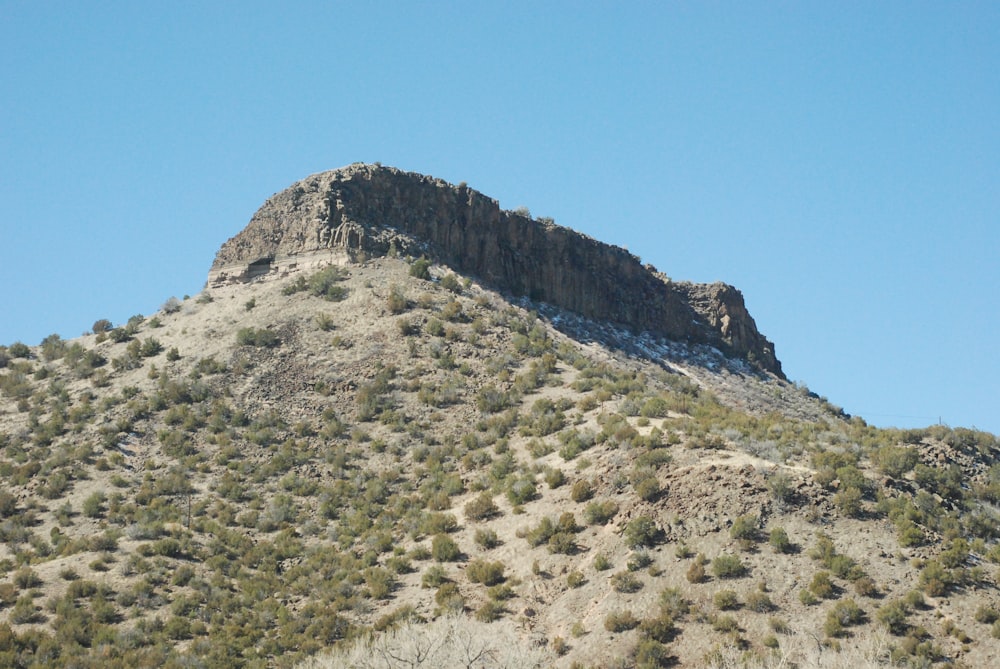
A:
[208, 163, 783, 376]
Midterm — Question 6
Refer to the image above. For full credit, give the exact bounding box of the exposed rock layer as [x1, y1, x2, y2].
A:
[209, 164, 783, 376]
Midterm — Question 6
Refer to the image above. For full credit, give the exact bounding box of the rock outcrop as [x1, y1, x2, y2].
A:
[208, 163, 783, 376]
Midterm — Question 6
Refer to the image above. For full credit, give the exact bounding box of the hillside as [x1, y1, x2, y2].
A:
[0, 167, 999, 668]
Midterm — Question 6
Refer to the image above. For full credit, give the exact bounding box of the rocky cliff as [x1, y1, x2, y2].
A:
[208, 163, 783, 377]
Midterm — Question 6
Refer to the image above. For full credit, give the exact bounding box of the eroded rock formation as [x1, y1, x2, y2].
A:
[208, 163, 783, 376]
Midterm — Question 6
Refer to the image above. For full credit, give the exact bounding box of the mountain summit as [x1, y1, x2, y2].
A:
[209, 164, 782, 377]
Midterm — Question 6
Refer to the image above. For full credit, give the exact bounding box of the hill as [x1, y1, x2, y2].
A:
[0, 165, 998, 668]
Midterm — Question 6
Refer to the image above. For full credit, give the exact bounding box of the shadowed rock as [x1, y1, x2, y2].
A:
[208, 163, 783, 377]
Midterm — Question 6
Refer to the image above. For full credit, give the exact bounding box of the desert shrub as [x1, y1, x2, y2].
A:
[547, 532, 577, 555]
[466, 559, 505, 586]
[364, 567, 396, 599]
[475, 600, 504, 622]
[975, 605, 1000, 624]
[387, 285, 409, 314]
[570, 479, 594, 503]
[746, 590, 775, 612]
[711, 554, 747, 579]
[487, 583, 514, 601]
[711, 614, 739, 633]
[92, 319, 113, 334]
[440, 299, 464, 322]
[834, 485, 864, 517]
[409, 257, 432, 280]
[593, 553, 612, 571]
[567, 571, 586, 588]
[686, 559, 707, 584]
[8, 596, 40, 624]
[635, 447, 672, 469]
[434, 582, 465, 612]
[440, 273, 462, 294]
[82, 491, 106, 519]
[604, 610, 640, 632]
[419, 512, 458, 535]
[0, 583, 17, 607]
[611, 571, 643, 593]
[396, 316, 420, 336]
[877, 600, 911, 635]
[824, 598, 866, 638]
[476, 385, 514, 414]
[634, 638, 671, 668]
[714, 590, 740, 610]
[13, 568, 42, 589]
[764, 617, 790, 635]
[809, 571, 836, 599]
[473, 528, 500, 549]
[8, 341, 31, 358]
[940, 538, 969, 569]
[634, 477, 661, 502]
[829, 556, 866, 582]
[524, 515, 574, 548]
[812, 450, 858, 473]
[307, 265, 350, 301]
[624, 515, 660, 549]
[853, 576, 879, 598]
[421, 565, 448, 588]
[730, 514, 759, 548]
[506, 477, 537, 505]
[809, 532, 838, 563]
[313, 312, 337, 332]
[0, 492, 18, 519]
[544, 467, 565, 488]
[769, 527, 793, 554]
[431, 534, 461, 562]
[464, 492, 499, 521]
[658, 587, 690, 620]
[627, 551, 653, 572]
[918, 559, 952, 596]
[236, 327, 279, 347]
[873, 445, 920, 478]
[161, 296, 182, 313]
[583, 500, 618, 526]
[40, 333, 66, 360]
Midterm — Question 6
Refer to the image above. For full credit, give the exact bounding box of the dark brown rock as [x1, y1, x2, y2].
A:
[208, 164, 783, 376]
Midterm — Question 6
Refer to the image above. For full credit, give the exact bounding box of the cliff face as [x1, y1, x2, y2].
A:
[209, 164, 783, 377]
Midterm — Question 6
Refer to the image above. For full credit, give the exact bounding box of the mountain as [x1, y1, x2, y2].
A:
[0, 165, 998, 668]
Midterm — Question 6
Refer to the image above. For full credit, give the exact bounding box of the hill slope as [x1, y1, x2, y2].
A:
[0, 169, 998, 668]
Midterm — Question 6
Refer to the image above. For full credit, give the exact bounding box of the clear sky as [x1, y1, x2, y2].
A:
[2, 2, 998, 434]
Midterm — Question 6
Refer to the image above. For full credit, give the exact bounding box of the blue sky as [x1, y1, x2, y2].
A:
[2, 2, 998, 434]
